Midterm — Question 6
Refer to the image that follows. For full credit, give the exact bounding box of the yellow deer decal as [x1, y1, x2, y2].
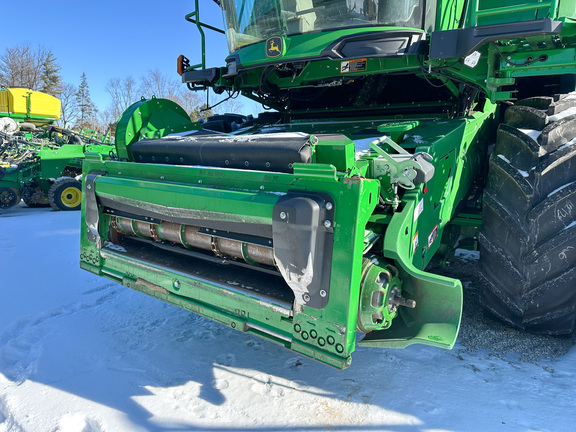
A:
[267, 39, 282, 56]
[269, 41, 281, 54]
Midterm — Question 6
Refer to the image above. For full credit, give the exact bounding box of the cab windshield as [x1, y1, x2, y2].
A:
[221, 0, 424, 52]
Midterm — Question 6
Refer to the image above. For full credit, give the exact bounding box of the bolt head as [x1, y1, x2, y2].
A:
[324, 220, 332, 228]
[326, 202, 333, 210]
[280, 211, 287, 219]
[320, 290, 327, 297]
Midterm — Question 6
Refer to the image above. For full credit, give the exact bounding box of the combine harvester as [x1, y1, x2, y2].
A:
[80, 0, 576, 368]
[0, 87, 115, 210]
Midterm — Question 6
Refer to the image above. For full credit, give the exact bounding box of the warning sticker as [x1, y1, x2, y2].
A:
[412, 232, 419, 255]
[428, 225, 439, 248]
[340, 58, 367, 73]
[413, 198, 424, 222]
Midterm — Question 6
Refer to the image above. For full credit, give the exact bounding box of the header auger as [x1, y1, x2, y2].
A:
[80, 0, 576, 368]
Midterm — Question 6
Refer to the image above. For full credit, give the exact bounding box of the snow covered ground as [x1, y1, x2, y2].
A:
[1, 204, 575, 432]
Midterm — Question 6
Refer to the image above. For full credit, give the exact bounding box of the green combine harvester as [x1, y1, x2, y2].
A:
[80, 0, 576, 368]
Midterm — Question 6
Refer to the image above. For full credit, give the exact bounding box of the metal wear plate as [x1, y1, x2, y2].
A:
[272, 192, 334, 309]
[84, 173, 103, 247]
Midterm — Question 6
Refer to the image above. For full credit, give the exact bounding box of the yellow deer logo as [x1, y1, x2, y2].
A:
[266, 37, 283, 58]
[269, 41, 281, 54]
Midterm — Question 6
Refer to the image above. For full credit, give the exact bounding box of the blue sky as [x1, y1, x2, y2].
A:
[3, 1, 233, 114]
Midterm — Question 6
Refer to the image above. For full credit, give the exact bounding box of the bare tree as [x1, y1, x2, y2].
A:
[248, 100, 265, 117]
[101, 70, 223, 126]
[106, 76, 138, 120]
[0, 44, 38, 88]
[0, 43, 62, 95]
[139, 69, 215, 121]
[57, 83, 79, 128]
[98, 108, 117, 136]
[174, 91, 204, 117]
[140, 69, 182, 101]
[213, 94, 244, 115]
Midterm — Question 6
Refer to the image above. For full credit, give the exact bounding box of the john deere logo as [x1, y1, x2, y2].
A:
[266, 37, 283, 58]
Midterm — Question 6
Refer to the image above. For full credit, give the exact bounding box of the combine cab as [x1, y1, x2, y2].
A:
[80, 0, 576, 368]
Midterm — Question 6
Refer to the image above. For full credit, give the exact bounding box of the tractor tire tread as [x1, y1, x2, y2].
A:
[479, 94, 576, 335]
[48, 177, 82, 211]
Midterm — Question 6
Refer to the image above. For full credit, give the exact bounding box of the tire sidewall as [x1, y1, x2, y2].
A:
[50, 179, 82, 211]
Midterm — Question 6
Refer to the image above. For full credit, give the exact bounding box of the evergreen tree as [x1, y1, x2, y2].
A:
[190, 104, 214, 122]
[75, 73, 96, 129]
[40, 50, 62, 96]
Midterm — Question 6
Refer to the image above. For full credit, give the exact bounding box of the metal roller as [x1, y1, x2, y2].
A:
[112, 216, 276, 268]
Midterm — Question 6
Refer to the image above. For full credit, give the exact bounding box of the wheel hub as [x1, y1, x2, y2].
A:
[60, 186, 82, 207]
[357, 257, 415, 332]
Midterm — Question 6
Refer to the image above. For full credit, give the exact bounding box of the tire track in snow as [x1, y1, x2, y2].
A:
[0, 283, 119, 383]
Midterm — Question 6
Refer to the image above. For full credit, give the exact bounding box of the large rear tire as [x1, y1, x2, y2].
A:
[479, 94, 576, 334]
[48, 177, 82, 211]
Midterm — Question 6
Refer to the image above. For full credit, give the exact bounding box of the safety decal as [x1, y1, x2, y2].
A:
[412, 232, 419, 255]
[428, 225, 438, 248]
[413, 198, 424, 222]
[340, 58, 367, 73]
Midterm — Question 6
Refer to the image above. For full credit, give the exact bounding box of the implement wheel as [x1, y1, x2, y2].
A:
[0, 188, 20, 209]
[48, 178, 82, 211]
[21, 182, 50, 207]
[479, 94, 576, 334]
